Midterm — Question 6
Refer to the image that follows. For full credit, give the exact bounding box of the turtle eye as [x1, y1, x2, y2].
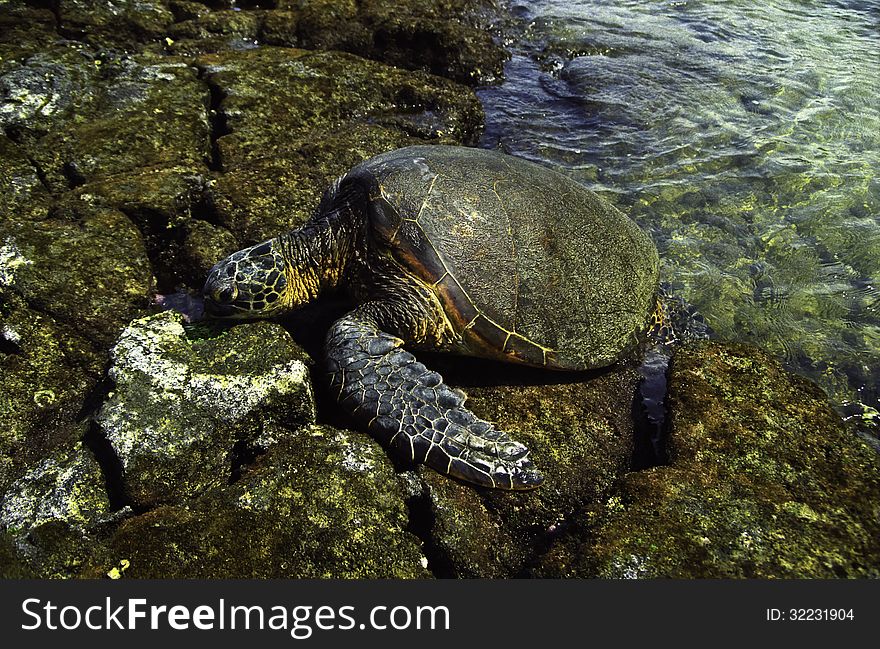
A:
[213, 285, 238, 304]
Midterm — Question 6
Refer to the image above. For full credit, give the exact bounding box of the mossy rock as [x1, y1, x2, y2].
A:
[0, 530, 37, 578]
[269, 0, 505, 84]
[168, 8, 264, 42]
[96, 310, 316, 508]
[0, 291, 103, 493]
[0, 134, 51, 224]
[535, 342, 880, 578]
[0, 3, 58, 50]
[62, 166, 218, 289]
[159, 0, 505, 84]
[180, 219, 241, 284]
[29, 53, 210, 191]
[56, 0, 176, 49]
[410, 357, 640, 577]
[0, 440, 115, 578]
[88, 425, 429, 578]
[197, 46, 483, 172]
[0, 204, 154, 345]
[0, 44, 103, 141]
[209, 123, 433, 244]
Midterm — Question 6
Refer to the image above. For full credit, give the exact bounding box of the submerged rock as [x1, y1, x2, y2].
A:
[96, 311, 315, 508]
[535, 342, 880, 578]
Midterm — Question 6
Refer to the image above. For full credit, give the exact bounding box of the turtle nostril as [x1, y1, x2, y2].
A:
[213, 284, 238, 304]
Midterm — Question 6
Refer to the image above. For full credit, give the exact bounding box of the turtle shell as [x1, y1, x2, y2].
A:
[347, 145, 659, 371]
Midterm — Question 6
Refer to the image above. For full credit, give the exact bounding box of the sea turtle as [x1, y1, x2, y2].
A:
[203, 145, 660, 490]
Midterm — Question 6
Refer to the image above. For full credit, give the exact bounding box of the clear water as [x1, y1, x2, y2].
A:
[479, 0, 880, 431]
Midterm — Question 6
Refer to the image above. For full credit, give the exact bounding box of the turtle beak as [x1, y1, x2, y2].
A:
[203, 297, 237, 317]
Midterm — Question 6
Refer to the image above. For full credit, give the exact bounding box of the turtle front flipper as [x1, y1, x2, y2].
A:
[325, 308, 543, 490]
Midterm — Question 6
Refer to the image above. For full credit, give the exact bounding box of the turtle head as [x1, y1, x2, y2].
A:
[203, 239, 291, 319]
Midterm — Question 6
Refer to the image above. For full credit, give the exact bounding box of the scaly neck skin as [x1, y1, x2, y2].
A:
[276, 205, 362, 308]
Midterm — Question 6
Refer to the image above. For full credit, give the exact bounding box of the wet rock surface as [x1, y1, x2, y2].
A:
[0, 0, 877, 579]
[533, 342, 880, 578]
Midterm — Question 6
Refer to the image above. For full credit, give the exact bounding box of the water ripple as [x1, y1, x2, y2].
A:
[480, 0, 880, 426]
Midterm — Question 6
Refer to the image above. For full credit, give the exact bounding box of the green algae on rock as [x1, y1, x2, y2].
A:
[0, 440, 115, 579]
[32, 55, 211, 191]
[197, 46, 483, 172]
[0, 440, 109, 539]
[87, 425, 429, 579]
[411, 358, 640, 577]
[535, 342, 880, 578]
[0, 45, 103, 141]
[210, 124, 432, 244]
[0, 292, 102, 495]
[159, 0, 505, 84]
[269, 0, 505, 84]
[56, 0, 176, 50]
[63, 167, 218, 289]
[0, 135, 50, 223]
[95, 310, 315, 508]
[0, 205, 154, 345]
[180, 218, 241, 284]
[198, 46, 484, 243]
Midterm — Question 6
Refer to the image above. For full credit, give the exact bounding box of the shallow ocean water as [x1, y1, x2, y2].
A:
[479, 0, 880, 430]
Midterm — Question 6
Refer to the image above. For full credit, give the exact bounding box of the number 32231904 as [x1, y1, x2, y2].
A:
[766, 608, 854, 622]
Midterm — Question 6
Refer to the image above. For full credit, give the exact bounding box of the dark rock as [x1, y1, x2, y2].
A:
[413, 357, 640, 577]
[0, 292, 100, 494]
[0, 134, 51, 224]
[0, 440, 114, 578]
[0, 203, 154, 345]
[0, 45, 102, 142]
[168, 1, 213, 23]
[88, 425, 429, 578]
[353, 0, 506, 84]
[535, 342, 880, 578]
[62, 167, 214, 289]
[0, 3, 58, 49]
[57, 0, 176, 49]
[197, 46, 483, 172]
[28, 54, 210, 191]
[0, 530, 37, 578]
[210, 124, 430, 244]
[160, 0, 506, 84]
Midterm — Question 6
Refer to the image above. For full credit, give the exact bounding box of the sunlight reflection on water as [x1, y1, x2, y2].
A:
[480, 0, 880, 428]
